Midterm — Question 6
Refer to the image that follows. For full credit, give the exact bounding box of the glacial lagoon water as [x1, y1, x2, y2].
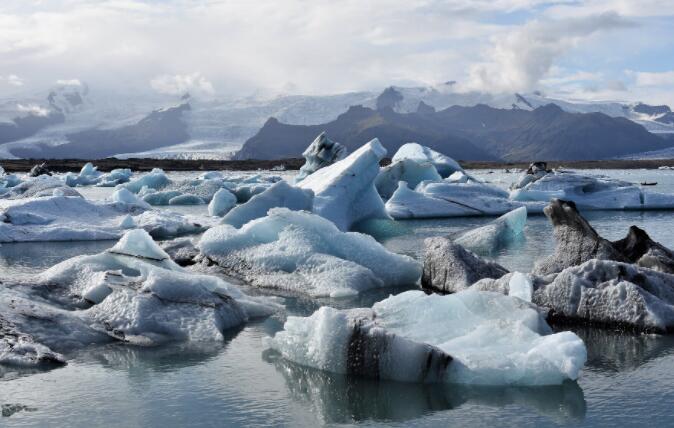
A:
[2, 169, 674, 426]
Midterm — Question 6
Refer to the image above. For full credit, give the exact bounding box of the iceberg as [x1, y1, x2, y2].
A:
[386, 180, 527, 220]
[534, 259, 674, 333]
[111, 188, 152, 210]
[267, 290, 586, 385]
[233, 182, 275, 203]
[198, 208, 421, 297]
[375, 159, 442, 199]
[391, 143, 464, 178]
[208, 188, 237, 217]
[295, 132, 347, 183]
[64, 162, 102, 187]
[97, 168, 133, 187]
[0, 167, 22, 190]
[297, 139, 390, 230]
[0, 230, 279, 365]
[422, 237, 509, 293]
[453, 206, 527, 254]
[0, 195, 203, 242]
[138, 178, 225, 206]
[222, 181, 313, 228]
[510, 168, 674, 210]
[0, 176, 81, 199]
[119, 168, 171, 193]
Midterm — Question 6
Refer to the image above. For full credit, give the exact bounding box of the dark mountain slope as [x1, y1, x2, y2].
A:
[235, 105, 495, 161]
[12, 103, 191, 159]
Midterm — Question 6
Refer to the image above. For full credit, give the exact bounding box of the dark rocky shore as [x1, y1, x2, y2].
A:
[2, 157, 674, 173]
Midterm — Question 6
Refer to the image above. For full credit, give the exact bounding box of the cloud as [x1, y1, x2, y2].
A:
[150, 72, 214, 96]
[0, 0, 670, 106]
[461, 12, 636, 93]
[16, 103, 49, 116]
[0, 74, 24, 86]
[56, 78, 82, 86]
[630, 70, 674, 87]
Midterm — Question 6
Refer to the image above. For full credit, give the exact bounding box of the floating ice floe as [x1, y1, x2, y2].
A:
[295, 132, 347, 183]
[510, 165, 674, 210]
[118, 168, 171, 193]
[64, 162, 102, 187]
[0, 195, 203, 242]
[97, 168, 133, 187]
[208, 188, 237, 217]
[0, 230, 277, 369]
[391, 143, 464, 178]
[425, 199, 674, 333]
[386, 180, 529, 219]
[0, 176, 80, 199]
[222, 181, 313, 228]
[297, 138, 390, 231]
[375, 159, 441, 199]
[267, 289, 586, 385]
[198, 208, 421, 297]
[0, 166, 22, 190]
[422, 237, 509, 293]
[138, 178, 224, 206]
[453, 206, 527, 254]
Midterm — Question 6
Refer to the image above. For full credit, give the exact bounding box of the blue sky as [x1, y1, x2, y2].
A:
[0, 0, 673, 105]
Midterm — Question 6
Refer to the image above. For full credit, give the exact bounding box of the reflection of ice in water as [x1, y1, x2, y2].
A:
[268, 354, 586, 425]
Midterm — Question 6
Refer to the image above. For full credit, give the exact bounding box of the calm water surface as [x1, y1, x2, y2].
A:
[2, 169, 674, 427]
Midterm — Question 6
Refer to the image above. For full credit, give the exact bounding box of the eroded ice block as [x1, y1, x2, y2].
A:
[268, 290, 587, 386]
[298, 139, 389, 230]
[454, 206, 527, 254]
[222, 181, 313, 228]
[391, 143, 463, 178]
[199, 208, 421, 297]
[295, 132, 347, 183]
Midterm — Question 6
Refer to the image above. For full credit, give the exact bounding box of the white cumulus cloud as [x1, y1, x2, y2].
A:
[150, 72, 214, 96]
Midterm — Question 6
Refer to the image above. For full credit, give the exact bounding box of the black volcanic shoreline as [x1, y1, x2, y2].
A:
[3, 157, 674, 173]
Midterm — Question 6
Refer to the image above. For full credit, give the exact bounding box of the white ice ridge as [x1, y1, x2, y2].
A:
[454, 206, 527, 254]
[295, 132, 347, 183]
[97, 168, 133, 187]
[385, 180, 530, 219]
[198, 208, 421, 297]
[375, 159, 441, 199]
[267, 290, 587, 385]
[298, 138, 390, 231]
[222, 181, 313, 228]
[0, 195, 203, 242]
[510, 169, 674, 210]
[391, 143, 464, 178]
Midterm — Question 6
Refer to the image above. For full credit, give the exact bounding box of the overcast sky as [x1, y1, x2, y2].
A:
[1, 0, 673, 105]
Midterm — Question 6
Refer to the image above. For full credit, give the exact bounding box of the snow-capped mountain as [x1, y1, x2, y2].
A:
[0, 82, 672, 159]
